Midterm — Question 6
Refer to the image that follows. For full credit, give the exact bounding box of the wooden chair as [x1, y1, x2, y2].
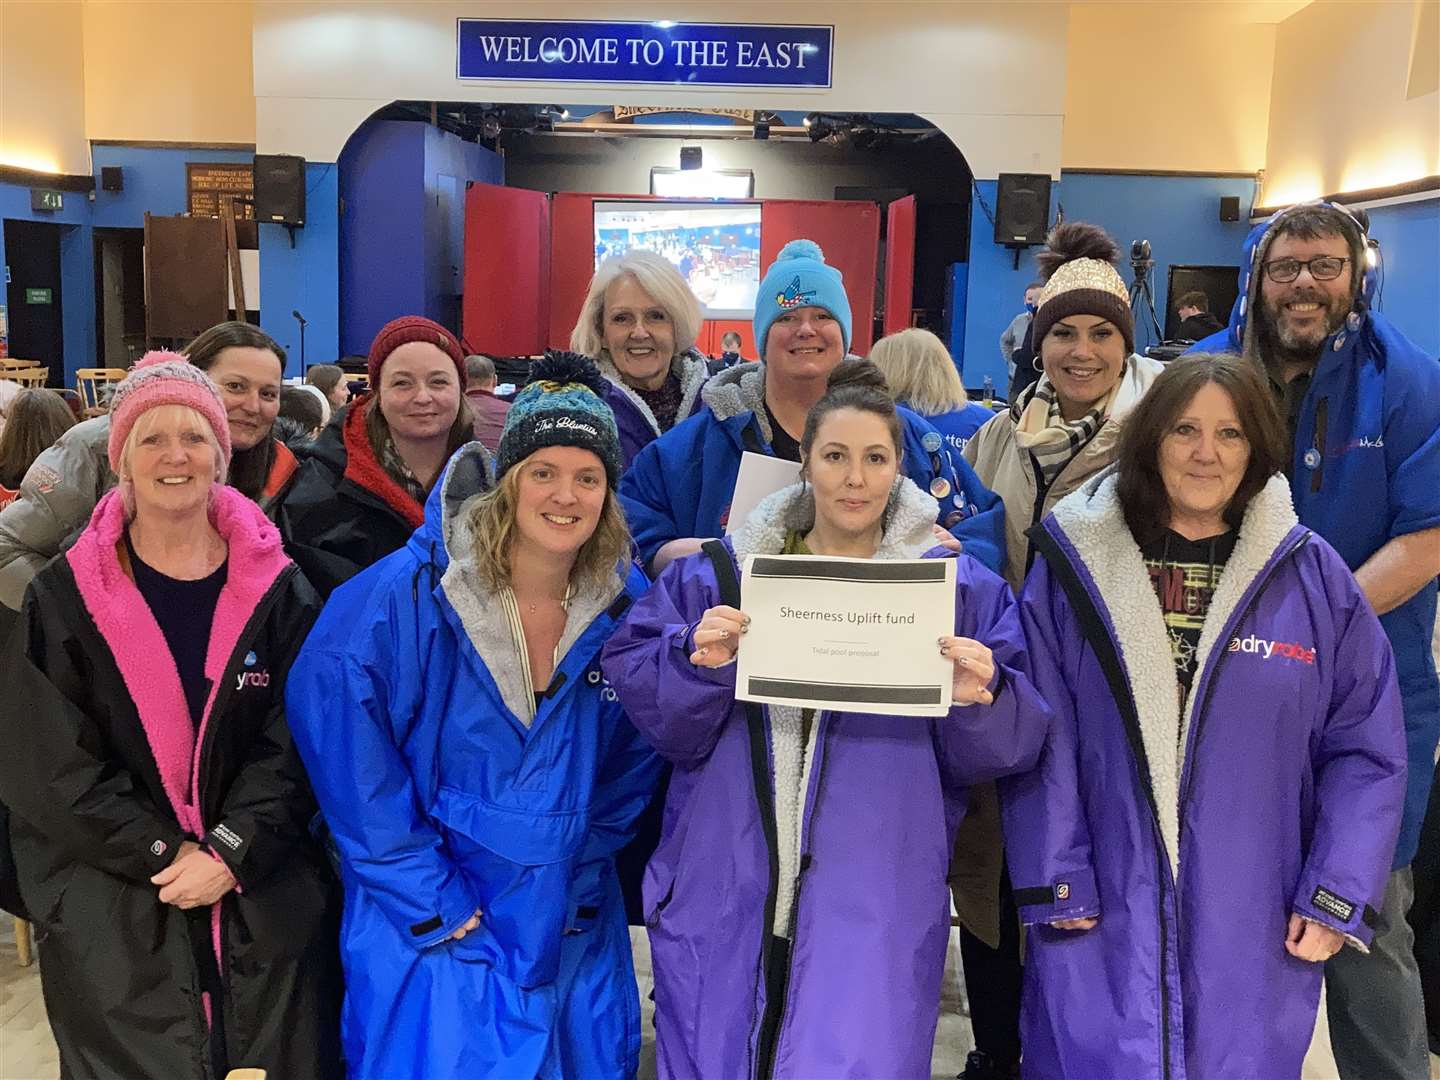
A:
[0, 357, 40, 370]
[6, 367, 49, 388]
[75, 367, 128, 416]
[14, 916, 32, 966]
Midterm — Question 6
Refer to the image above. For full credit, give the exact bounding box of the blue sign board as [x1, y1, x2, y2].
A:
[457, 19, 833, 89]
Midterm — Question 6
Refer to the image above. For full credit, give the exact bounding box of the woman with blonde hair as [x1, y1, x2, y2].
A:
[571, 250, 711, 466]
[286, 352, 660, 1079]
[869, 327, 997, 457]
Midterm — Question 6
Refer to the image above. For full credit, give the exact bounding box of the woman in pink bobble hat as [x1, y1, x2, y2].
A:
[0, 352, 342, 1079]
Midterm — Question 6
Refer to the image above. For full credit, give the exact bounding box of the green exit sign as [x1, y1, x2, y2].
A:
[25, 288, 52, 305]
[30, 189, 63, 212]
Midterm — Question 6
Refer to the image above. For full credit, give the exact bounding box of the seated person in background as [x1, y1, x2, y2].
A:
[1174, 289, 1225, 341]
[275, 384, 328, 447]
[0, 389, 76, 503]
[464, 353, 510, 453]
[278, 316, 475, 599]
[870, 327, 996, 457]
[709, 329, 746, 375]
[571, 250, 711, 468]
[305, 362, 350, 411]
[620, 239, 1005, 577]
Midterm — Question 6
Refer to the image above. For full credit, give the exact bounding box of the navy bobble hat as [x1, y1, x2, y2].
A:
[495, 351, 623, 487]
[753, 239, 853, 360]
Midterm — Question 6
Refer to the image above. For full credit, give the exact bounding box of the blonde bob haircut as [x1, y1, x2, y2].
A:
[466, 457, 632, 595]
[116, 403, 228, 520]
[569, 251, 702, 360]
[867, 328, 969, 416]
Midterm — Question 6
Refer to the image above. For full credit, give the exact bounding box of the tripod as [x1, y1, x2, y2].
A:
[1129, 259, 1164, 347]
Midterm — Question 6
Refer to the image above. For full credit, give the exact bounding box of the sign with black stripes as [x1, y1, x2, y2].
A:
[735, 554, 955, 716]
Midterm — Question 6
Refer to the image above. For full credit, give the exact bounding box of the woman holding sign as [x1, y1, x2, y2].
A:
[603, 359, 1049, 1078]
[1001, 355, 1405, 1078]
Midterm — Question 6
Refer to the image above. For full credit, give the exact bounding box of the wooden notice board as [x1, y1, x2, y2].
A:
[187, 163, 255, 221]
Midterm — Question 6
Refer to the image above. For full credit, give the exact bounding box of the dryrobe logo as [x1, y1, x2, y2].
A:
[1226, 633, 1316, 665]
[235, 650, 271, 691]
[585, 667, 619, 703]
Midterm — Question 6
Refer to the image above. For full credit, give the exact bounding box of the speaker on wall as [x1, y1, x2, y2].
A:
[1219, 195, 1241, 222]
[994, 173, 1051, 246]
[101, 166, 124, 192]
[254, 154, 306, 227]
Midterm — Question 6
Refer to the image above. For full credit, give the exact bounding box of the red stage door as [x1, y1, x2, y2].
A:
[883, 195, 917, 337]
[462, 183, 550, 356]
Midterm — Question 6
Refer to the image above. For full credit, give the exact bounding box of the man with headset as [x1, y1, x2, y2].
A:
[1191, 201, 1440, 1079]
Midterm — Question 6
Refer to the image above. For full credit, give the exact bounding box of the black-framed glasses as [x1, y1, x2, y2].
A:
[1262, 255, 1350, 283]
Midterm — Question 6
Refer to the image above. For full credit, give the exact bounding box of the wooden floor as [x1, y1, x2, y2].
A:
[2, 919, 1435, 1079]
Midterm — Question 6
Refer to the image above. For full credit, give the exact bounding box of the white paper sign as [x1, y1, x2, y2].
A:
[734, 554, 956, 716]
[725, 451, 800, 535]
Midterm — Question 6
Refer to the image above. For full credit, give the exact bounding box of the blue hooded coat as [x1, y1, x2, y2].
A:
[1190, 203, 1440, 866]
[285, 445, 662, 1079]
[619, 361, 1006, 574]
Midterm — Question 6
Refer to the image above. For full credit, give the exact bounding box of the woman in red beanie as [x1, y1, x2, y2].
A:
[278, 316, 474, 598]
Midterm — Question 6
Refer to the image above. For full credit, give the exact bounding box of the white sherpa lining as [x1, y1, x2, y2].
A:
[436, 445, 625, 726]
[731, 477, 940, 934]
[597, 347, 710, 437]
[1049, 472, 1297, 875]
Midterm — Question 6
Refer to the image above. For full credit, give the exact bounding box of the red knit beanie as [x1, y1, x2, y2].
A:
[367, 316, 466, 390]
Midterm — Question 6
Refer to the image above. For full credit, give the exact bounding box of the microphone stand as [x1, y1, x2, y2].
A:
[292, 309, 308, 370]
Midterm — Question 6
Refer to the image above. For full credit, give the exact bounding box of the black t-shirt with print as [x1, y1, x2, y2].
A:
[764, 401, 802, 463]
[1141, 528, 1238, 698]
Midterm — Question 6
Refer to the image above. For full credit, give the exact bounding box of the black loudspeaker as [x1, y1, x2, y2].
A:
[994, 173, 1051, 246]
[1219, 196, 1241, 222]
[679, 145, 703, 171]
[254, 154, 306, 227]
[101, 166, 124, 192]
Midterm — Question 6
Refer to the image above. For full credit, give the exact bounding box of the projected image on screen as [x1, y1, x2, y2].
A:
[594, 201, 763, 319]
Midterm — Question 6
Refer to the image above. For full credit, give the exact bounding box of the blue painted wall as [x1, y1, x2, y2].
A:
[959, 179, 1041, 392]
[337, 119, 503, 357]
[958, 172, 1258, 389]
[260, 163, 340, 376]
[0, 183, 93, 381]
[1365, 197, 1440, 358]
[1053, 173, 1256, 350]
[90, 145, 254, 229]
[3, 145, 260, 383]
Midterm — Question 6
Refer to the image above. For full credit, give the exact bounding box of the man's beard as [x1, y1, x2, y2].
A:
[1258, 290, 1350, 366]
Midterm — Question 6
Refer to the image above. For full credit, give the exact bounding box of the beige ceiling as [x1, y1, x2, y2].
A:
[1068, 0, 1314, 23]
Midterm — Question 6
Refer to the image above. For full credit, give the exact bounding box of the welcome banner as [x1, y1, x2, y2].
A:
[457, 19, 834, 88]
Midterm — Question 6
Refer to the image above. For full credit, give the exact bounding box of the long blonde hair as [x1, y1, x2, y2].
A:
[867, 328, 968, 415]
[467, 464, 631, 594]
[570, 251, 702, 360]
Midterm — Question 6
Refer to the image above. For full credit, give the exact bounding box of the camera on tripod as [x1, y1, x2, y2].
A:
[1128, 238, 1164, 349]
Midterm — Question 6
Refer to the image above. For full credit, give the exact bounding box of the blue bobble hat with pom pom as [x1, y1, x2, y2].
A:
[753, 239, 853, 360]
[496, 351, 623, 487]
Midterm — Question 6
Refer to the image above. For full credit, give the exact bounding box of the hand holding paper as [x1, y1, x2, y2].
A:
[939, 636, 995, 706]
[691, 605, 750, 667]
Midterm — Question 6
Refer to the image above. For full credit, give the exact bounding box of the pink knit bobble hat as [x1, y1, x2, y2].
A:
[107, 351, 233, 472]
